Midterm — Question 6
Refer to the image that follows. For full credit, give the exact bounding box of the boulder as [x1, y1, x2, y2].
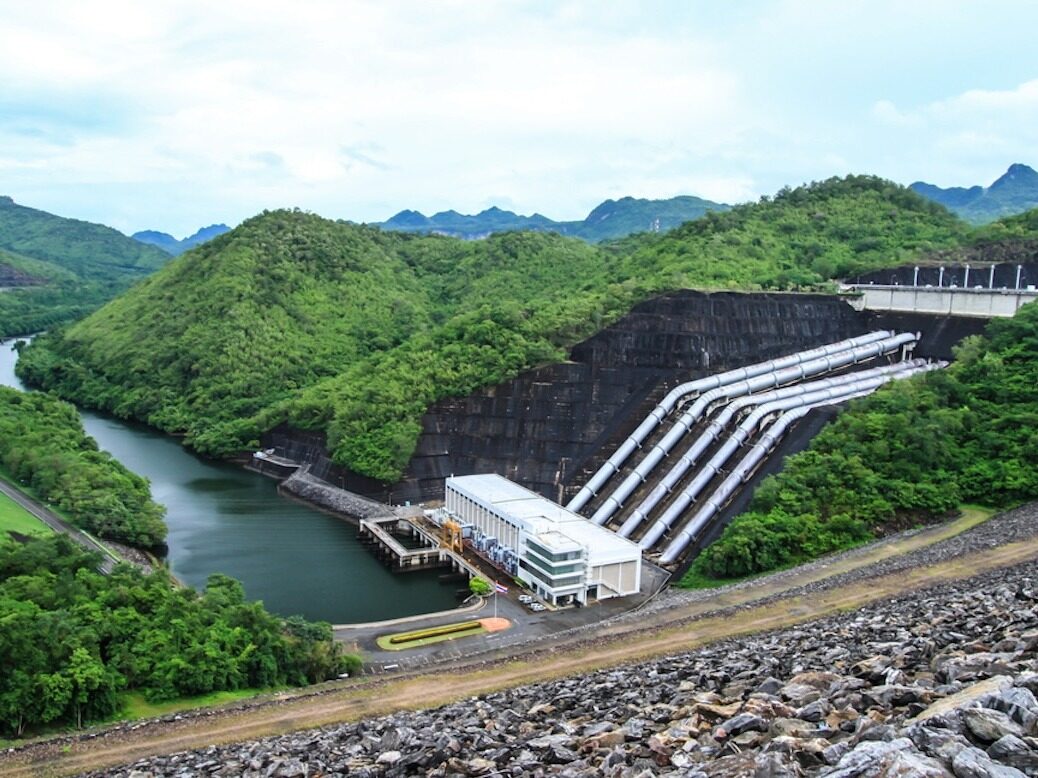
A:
[951, 745, 1027, 778]
[964, 709, 1024, 744]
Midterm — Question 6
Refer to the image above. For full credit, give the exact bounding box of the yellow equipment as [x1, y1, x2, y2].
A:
[442, 518, 464, 554]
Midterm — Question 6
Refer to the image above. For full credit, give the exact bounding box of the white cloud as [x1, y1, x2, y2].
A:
[869, 79, 1038, 184]
[0, 2, 1037, 232]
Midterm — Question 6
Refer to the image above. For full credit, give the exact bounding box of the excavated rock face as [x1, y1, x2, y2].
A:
[91, 538, 1038, 777]
[0, 262, 41, 288]
[407, 291, 872, 504]
[268, 291, 876, 503]
[266, 290, 985, 508]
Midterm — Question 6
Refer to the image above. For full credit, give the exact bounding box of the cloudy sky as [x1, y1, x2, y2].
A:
[2, 1, 1036, 236]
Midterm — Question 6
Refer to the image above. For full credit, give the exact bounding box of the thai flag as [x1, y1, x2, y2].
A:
[494, 581, 508, 594]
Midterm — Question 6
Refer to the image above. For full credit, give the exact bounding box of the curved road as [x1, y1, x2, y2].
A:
[0, 478, 120, 572]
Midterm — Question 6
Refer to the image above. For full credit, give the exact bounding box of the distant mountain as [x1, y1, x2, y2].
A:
[132, 224, 231, 255]
[0, 196, 170, 276]
[572, 195, 728, 241]
[911, 163, 1038, 224]
[376, 195, 729, 242]
[380, 207, 556, 239]
[0, 196, 173, 337]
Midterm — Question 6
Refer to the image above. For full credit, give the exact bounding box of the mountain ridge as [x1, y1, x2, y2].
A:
[377, 194, 730, 242]
[0, 196, 174, 336]
[911, 163, 1038, 224]
[132, 224, 232, 255]
[18, 176, 972, 482]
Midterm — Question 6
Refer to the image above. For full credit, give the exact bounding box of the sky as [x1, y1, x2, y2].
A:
[1, 0, 1037, 237]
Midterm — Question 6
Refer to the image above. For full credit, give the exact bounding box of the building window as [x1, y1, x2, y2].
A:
[526, 540, 582, 564]
[518, 560, 584, 589]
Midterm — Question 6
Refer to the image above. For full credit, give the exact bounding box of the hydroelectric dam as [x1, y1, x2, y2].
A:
[262, 261, 1035, 572]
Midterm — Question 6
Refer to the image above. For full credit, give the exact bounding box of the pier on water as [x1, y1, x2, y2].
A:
[359, 516, 481, 577]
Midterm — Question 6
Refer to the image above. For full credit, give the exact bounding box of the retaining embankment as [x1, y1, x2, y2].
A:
[265, 291, 876, 505]
[278, 468, 393, 522]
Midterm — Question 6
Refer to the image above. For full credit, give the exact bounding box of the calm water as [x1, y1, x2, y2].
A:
[0, 339, 458, 623]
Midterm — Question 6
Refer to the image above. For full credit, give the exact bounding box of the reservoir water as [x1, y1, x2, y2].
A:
[0, 339, 458, 623]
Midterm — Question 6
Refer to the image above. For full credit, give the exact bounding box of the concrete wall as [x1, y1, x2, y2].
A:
[851, 286, 1037, 318]
[592, 559, 640, 599]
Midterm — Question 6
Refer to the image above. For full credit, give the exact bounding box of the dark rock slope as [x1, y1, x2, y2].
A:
[96, 504, 1038, 777]
[271, 291, 873, 503]
[268, 289, 980, 507]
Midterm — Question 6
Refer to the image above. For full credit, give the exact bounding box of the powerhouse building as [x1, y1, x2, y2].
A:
[444, 474, 642, 605]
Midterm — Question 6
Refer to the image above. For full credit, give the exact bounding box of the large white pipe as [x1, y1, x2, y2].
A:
[565, 330, 894, 513]
[636, 364, 927, 550]
[615, 359, 925, 539]
[655, 362, 946, 563]
[591, 332, 918, 525]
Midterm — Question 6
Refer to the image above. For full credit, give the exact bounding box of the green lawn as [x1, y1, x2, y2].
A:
[376, 620, 488, 651]
[0, 490, 51, 539]
[117, 689, 271, 721]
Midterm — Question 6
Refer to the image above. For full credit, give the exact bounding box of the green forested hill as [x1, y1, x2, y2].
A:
[0, 196, 172, 337]
[0, 535, 347, 736]
[18, 177, 977, 481]
[0, 387, 166, 546]
[0, 196, 169, 274]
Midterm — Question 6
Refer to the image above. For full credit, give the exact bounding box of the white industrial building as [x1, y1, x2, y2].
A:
[443, 474, 642, 606]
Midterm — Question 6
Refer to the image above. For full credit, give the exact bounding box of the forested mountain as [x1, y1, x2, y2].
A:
[571, 195, 729, 241]
[19, 177, 973, 483]
[911, 163, 1038, 224]
[379, 206, 557, 238]
[376, 194, 729, 242]
[0, 196, 168, 275]
[132, 223, 231, 255]
[0, 196, 172, 337]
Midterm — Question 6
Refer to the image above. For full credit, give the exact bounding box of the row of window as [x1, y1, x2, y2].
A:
[524, 545, 584, 575]
[526, 539, 583, 564]
[518, 558, 585, 590]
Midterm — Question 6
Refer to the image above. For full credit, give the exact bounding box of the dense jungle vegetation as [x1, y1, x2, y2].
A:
[688, 301, 1038, 582]
[18, 176, 972, 481]
[0, 535, 348, 737]
[0, 196, 170, 338]
[0, 386, 166, 547]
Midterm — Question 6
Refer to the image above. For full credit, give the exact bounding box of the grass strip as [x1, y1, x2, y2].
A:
[377, 620, 486, 651]
[0, 490, 52, 539]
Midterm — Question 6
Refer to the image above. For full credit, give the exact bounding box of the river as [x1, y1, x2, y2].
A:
[0, 339, 459, 623]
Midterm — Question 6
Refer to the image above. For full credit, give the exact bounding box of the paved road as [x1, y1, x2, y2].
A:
[336, 568, 668, 671]
[0, 478, 119, 572]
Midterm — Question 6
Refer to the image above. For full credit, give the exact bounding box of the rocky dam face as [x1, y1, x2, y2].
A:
[267, 289, 987, 507]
